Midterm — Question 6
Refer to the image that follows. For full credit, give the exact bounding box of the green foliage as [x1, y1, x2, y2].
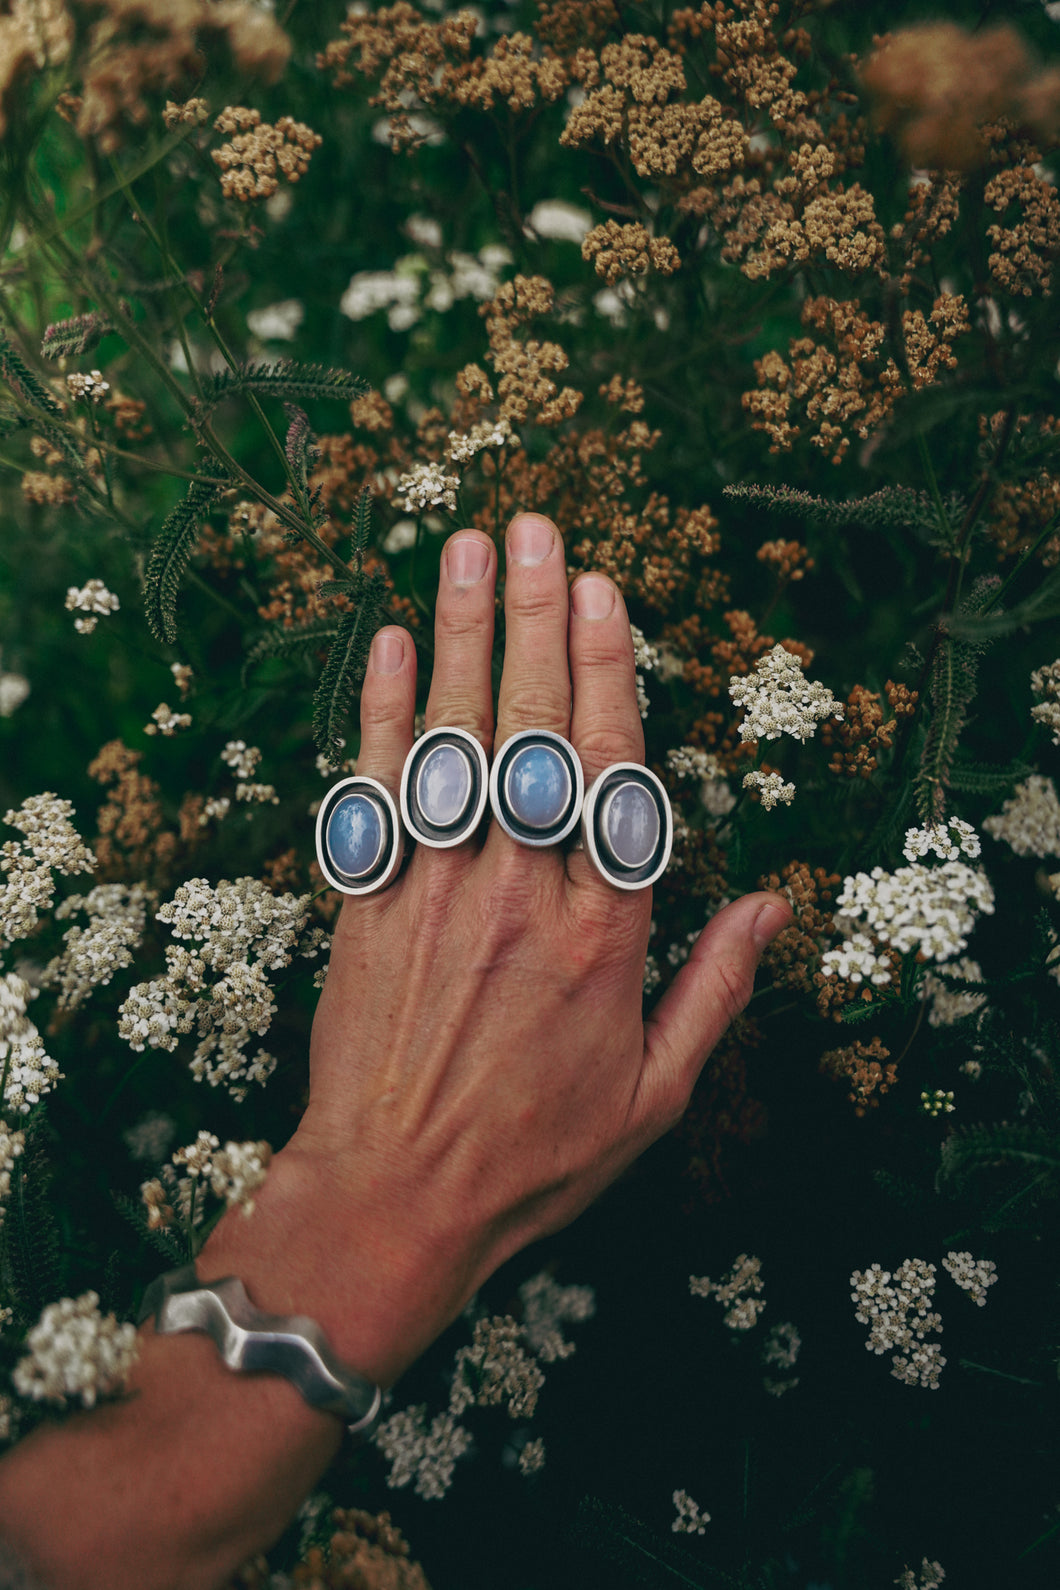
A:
[40, 312, 116, 362]
[312, 565, 390, 766]
[2, 1124, 63, 1328]
[914, 576, 1000, 823]
[142, 476, 227, 644]
[200, 360, 368, 408]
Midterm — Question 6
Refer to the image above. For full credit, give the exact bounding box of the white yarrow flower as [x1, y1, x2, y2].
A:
[743, 769, 796, 810]
[983, 774, 1060, 858]
[728, 643, 842, 743]
[13, 1292, 139, 1409]
[395, 462, 459, 514]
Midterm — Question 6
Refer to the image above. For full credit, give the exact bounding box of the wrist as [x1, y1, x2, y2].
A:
[196, 1135, 484, 1388]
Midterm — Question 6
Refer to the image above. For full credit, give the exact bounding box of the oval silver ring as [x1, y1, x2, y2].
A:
[315, 776, 404, 896]
[400, 726, 489, 849]
[580, 762, 673, 891]
[489, 730, 584, 848]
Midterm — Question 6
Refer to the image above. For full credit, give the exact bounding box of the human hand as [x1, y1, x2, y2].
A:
[202, 512, 791, 1385]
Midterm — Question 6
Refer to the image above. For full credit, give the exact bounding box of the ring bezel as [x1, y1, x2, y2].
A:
[400, 726, 489, 849]
[489, 730, 584, 848]
[315, 775, 404, 896]
[580, 763, 673, 891]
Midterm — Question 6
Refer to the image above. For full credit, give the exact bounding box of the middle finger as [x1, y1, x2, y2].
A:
[494, 512, 572, 746]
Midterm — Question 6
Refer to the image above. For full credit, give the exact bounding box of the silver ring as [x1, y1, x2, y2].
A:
[400, 726, 489, 849]
[489, 730, 584, 848]
[315, 776, 404, 896]
[580, 763, 673, 890]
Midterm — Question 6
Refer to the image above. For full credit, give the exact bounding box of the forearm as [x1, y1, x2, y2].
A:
[0, 1143, 474, 1590]
[0, 1322, 340, 1590]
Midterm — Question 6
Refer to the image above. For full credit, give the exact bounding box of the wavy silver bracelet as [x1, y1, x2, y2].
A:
[137, 1265, 382, 1440]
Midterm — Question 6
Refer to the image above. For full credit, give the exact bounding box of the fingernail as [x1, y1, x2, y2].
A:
[508, 514, 554, 567]
[571, 574, 615, 619]
[371, 630, 405, 675]
[753, 899, 791, 951]
[447, 536, 489, 586]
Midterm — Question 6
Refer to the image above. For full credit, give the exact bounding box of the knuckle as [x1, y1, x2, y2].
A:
[715, 955, 753, 1026]
[506, 579, 566, 624]
[576, 720, 641, 773]
[500, 686, 572, 736]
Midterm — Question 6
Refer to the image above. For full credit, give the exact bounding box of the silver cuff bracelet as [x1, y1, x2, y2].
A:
[138, 1264, 382, 1439]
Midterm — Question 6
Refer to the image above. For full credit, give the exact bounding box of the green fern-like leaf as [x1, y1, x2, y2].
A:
[283, 403, 318, 497]
[41, 312, 116, 361]
[312, 567, 390, 765]
[915, 576, 1000, 823]
[946, 755, 1036, 795]
[110, 1191, 186, 1266]
[839, 999, 884, 1025]
[723, 481, 959, 540]
[937, 1121, 1060, 1191]
[142, 476, 226, 644]
[242, 620, 340, 686]
[351, 483, 372, 565]
[0, 328, 64, 417]
[202, 360, 368, 407]
[945, 561, 1060, 642]
[4, 1123, 64, 1326]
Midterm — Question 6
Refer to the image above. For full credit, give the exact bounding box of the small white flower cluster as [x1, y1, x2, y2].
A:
[199, 797, 231, 826]
[672, 1488, 710, 1535]
[378, 1268, 593, 1499]
[64, 578, 119, 635]
[528, 198, 593, 244]
[373, 1406, 473, 1501]
[941, 1250, 997, 1306]
[1030, 658, 1060, 746]
[395, 461, 459, 515]
[0, 973, 63, 1115]
[761, 1320, 801, 1396]
[144, 702, 191, 738]
[690, 1252, 766, 1331]
[983, 774, 1060, 859]
[246, 298, 304, 342]
[743, 769, 796, 810]
[631, 623, 658, 720]
[1, 794, 95, 948]
[820, 932, 894, 986]
[728, 643, 842, 744]
[341, 245, 510, 331]
[447, 415, 519, 463]
[43, 883, 151, 1010]
[642, 953, 661, 993]
[235, 781, 279, 805]
[65, 370, 109, 403]
[902, 818, 981, 863]
[518, 1272, 595, 1362]
[122, 1110, 175, 1164]
[851, 1260, 946, 1389]
[0, 1126, 26, 1229]
[822, 860, 995, 977]
[450, 1316, 545, 1420]
[920, 1089, 955, 1117]
[173, 1130, 272, 1213]
[221, 740, 261, 779]
[118, 878, 326, 1098]
[170, 662, 194, 699]
[12, 1292, 138, 1409]
[921, 957, 986, 1027]
[0, 668, 29, 718]
[895, 1558, 945, 1589]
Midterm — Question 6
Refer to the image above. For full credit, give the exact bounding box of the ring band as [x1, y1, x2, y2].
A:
[400, 727, 489, 849]
[316, 776, 404, 896]
[489, 730, 584, 848]
[580, 762, 673, 890]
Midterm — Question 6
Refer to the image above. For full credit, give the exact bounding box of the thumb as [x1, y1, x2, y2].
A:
[641, 890, 791, 1118]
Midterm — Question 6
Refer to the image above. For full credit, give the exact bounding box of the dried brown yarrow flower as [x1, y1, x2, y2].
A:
[582, 220, 681, 285]
[861, 22, 1060, 171]
[212, 107, 321, 203]
[819, 1035, 896, 1116]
